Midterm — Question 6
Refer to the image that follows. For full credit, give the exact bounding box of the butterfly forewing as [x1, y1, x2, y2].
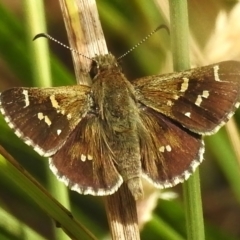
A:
[0, 85, 91, 156]
[133, 61, 240, 135]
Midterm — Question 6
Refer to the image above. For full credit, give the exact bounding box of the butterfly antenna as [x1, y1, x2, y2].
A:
[33, 33, 93, 61]
[117, 24, 169, 61]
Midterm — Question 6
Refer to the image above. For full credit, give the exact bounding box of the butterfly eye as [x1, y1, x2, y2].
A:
[89, 60, 99, 80]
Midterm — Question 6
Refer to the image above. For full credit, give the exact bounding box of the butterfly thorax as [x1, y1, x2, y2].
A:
[91, 54, 137, 131]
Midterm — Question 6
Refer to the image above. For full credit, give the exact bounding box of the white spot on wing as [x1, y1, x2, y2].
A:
[50, 95, 60, 109]
[57, 129, 62, 135]
[0, 107, 5, 114]
[180, 78, 189, 92]
[25, 139, 33, 146]
[195, 95, 202, 106]
[22, 89, 30, 108]
[8, 122, 15, 129]
[4, 115, 11, 123]
[184, 112, 191, 118]
[81, 154, 86, 162]
[15, 129, 22, 137]
[159, 145, 172, 152]
[87, 154, 93, 160]
[226, 112, 234, 120]
[37, 112, 51, 126]
[195, 90, 210, 106]
[202, 90, 209, 98]
[33, 145, 47, 156]
[44, 115, 51, 126]
[38, 112, 44, 120]
[166, 145, 171, 152]
[213, 65, 221, 81]
[159, 146, 165, 152]
[235, 102, 240, 108]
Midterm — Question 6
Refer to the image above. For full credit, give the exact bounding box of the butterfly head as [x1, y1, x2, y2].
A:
[90, 53, 121, 80]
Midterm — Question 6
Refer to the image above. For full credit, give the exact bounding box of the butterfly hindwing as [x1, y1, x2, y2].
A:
[139, 108, 204, 187]
[0, 85, 91, 157]
[133, 61, 240, 135]
[50, 114, 123, 196]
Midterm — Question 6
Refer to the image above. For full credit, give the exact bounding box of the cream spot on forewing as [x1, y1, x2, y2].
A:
[44, 115, 51, 126]
[38, 112, 44, 120]
[213, 65, 221, 81]
[37, 112, 51, 126]
[50, 95, 60, 109]
[166, 145, 172, 152]
[57, 129, 62, 135]
[81, 154, 86, 162]
[159, 146, 165, 152]
[184, 112, 191, 118]
[180, 78, 189, 92]
[195, 95, 202, 106]
[195, 90, 210, 107]
[22, 89, 30, 108]
[202, 90, 209, 98]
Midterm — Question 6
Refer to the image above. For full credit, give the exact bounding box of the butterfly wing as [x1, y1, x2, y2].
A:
[133, 61, 240, 135]
[50, 115, 123, 196]
[139, 108, 204, 187]
[0, 85, 91, 156]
